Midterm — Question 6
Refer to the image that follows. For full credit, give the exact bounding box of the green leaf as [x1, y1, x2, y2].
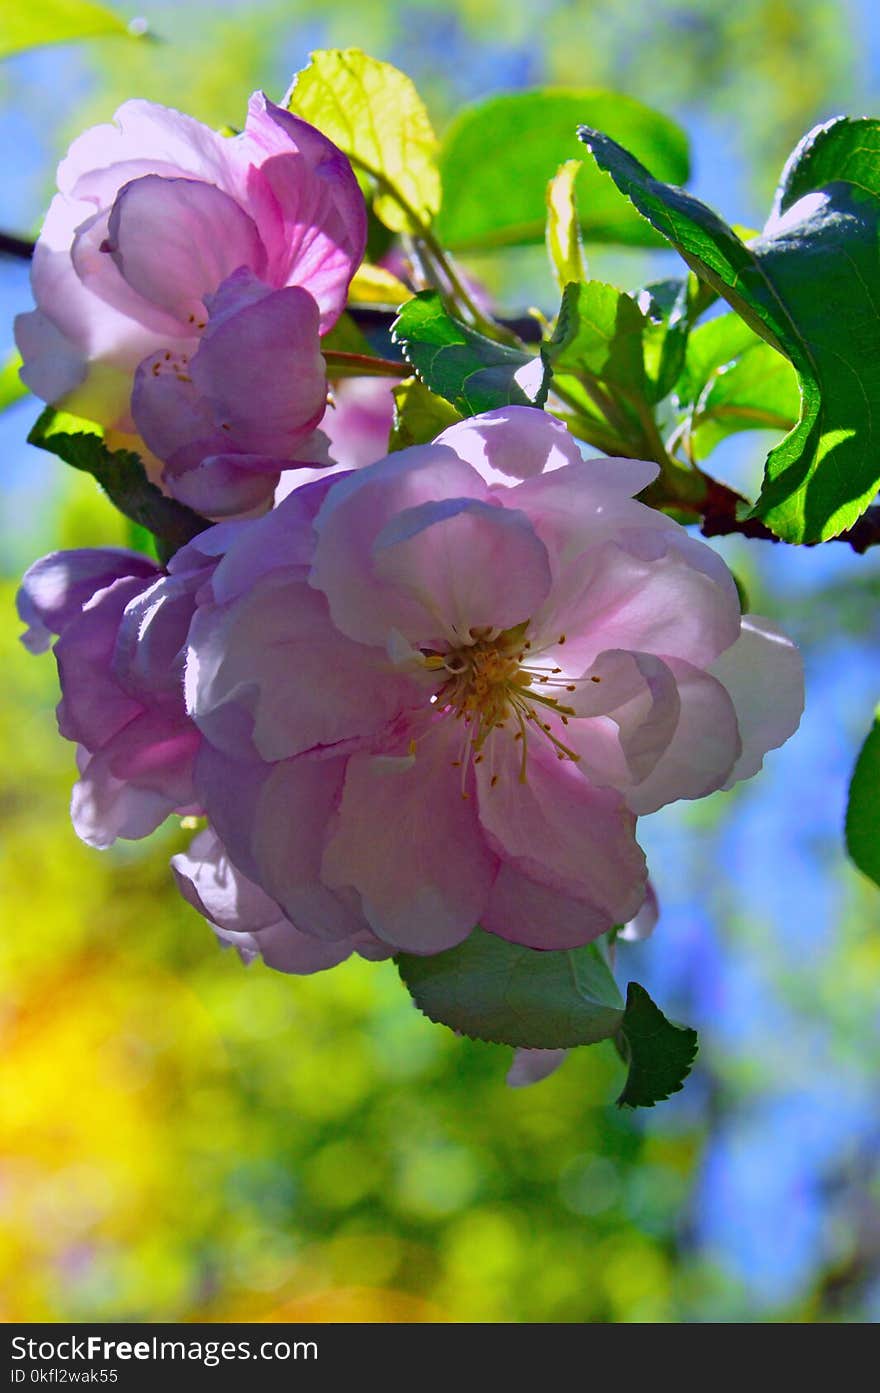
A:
[675, 312, 800, 461]
[392, 290, 550, 415]
[616, 982, 698, 1109]
[845, 707, 880, 889]
[0, 350, 27, 413]
[578, 119, 880, 543]
[436, 90, 689, 253]
[286, 48, 440, 234]
[546, 279, 647, 395]
[320, 310, 374, 359]
[546, 159, 587, 291]
[637, 277, 698, 404]
[0, 0, 135, 58]
[396, 927, 625, 1049]
[389, 376, 463, 452]
[28, 408, 209, 562]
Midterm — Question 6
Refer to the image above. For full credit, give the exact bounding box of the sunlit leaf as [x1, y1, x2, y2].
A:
[397, 927, 625, 1048]
[579, 118, 880, 542]
[845, 707, 880, 889]
[393, 290, 550, 415]
[436, 90, 689, 252]
[0, 0, 136, 58]
[349, 262, 413, 306]
[389, 376, 462, 451]
[286, 48, 440, 233]
[546, 280, 647, 395]
[0, 350, 27, 413]
[546, 159, 586, 290]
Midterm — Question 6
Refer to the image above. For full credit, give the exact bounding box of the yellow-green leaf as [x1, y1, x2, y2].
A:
[286, 48, 440, 234]
[0, 0, 136, 59]
[546, 159, 587, 290]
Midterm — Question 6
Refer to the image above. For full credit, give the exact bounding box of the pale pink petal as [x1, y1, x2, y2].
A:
[482, 860, 620, 949]
[58, 99, 235, 200]
[193, 275, 327, 454]
[104, 175, 267, 324]
[509, 456, 661, 566]
[506, 1049, 568, 1088]
[624, 658, 741, 814]
[186, 573, 421, 762]
[17, 548, 158, 651]
[71, 204, 190, 337]
[436, 405, 585, 485]
[14, 308, 86, 405]
[72, 716, 199, 848]
[530, 533, 741, 673]
[310, 444, 488, 646]
[475, 731, 646, 926]
[251, 755, 373, 941]
[373, 497, 552, 643]
[322, 730, 498, 952]
[618, 881, 659, 942]
[54, 577, 152, 747]
[710, 615, 805, 788]
[565, 648, 681, 787]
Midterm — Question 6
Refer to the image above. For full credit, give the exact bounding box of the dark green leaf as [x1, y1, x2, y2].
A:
[637, 277, 699, 404]
[389, 376, 463, 451]
[578, 119, 880, 543]
[392, 291, 550, 415]
[436, 90, 689, 253]
[845, 707, 880, 889]
[29, 408, 209, 562]
[616, 982, 698, 1109]
[397, 927, 625, 1049]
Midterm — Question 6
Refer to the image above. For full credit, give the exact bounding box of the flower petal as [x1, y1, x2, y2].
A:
[436, 405, 585, 485]
[710, 615, 805, 788]
[624, 658, 741, 814]
[506, 1048, 568, 1088]
[17, 548, 158, 652]
[104, 175, 267, 324]
[373, 496, 552, 643]
[475, 732, 646, 927]
[322, 731, 498, 952]
[310, 443, 489, 646]
[186, 573, 420, 762]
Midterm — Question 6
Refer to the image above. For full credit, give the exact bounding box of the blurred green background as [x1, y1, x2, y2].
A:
[2, 0, 880, 1323]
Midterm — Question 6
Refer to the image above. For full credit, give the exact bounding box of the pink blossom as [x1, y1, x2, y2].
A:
[183, 407, 804, 957]
[15, 93, 366, 512]
[171, 826, 392, 975]
[18, 547, 204, 848]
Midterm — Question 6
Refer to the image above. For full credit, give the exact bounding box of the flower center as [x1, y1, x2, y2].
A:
[421, 623, 586, 785]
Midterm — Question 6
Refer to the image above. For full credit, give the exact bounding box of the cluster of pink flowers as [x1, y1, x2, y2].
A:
[17, 98, 805, 1009]
[16, 92, 366, 515]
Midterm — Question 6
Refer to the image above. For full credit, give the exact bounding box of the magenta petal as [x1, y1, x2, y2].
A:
[373, 497, 553, 644]
[242, 94, 367, 330]
[105, 175, 267, 324]
[322, 733, 498, 952]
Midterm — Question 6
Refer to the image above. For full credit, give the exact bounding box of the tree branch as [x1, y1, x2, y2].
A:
[697, 477, 880, 553]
